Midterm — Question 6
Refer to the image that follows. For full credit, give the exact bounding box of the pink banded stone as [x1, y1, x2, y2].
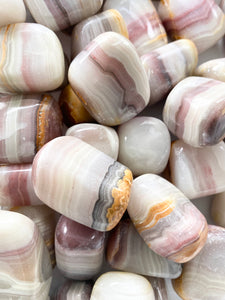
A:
[158, 0, 225, 54]
[163, 76, 225, 147]
[72, 9, 128, 59]
[55, 216, 105, 280]
[103, 0, 168, 56]
[24, 0, 103, 32]
[0, 23, 65, 94]
[68, 32, 150, 126]
[128, 174, 208, 263]
[170, 140, 225, 199]
[32, 136, 132, 231]
[141, 39, 198, 105]
[0, 0, 26, 27]
[0, 210, 52, 299]
[0, 164, 42, 208]
[55, 280, 92, 300]
[66, 123, 119, 160]
[0, 94, 62, 164]
[173, 225, 225, 300]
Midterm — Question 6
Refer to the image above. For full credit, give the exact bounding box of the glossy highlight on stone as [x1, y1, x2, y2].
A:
[72, 9, 128, 58]
[54, 280, 92, 300]
[173, 225, 225, 300]
[0, 94, 62, 164]
[211, 192, 225, 227]
[90, 271, 155, 300]
[170, 140, 225, 199]
[141, 39, 198, 105]
[0, 164, 42, 208]
[12, 205, 56, 267]
[118, 117, 171, 176]
[32, 136, 132, 231]
[0, 23, 65, 94]
[0, 210, 52, 299]
[68, 32, 150, 126]
[24, 0, 103, 31]
[158, 0, 225, 53]
[147, 277, 168, 300]
[0, 0, 26, 27]
[107, 219, 182, 278]
[195, 58, 225, 82]
[128, 174, 208, 263]
[66, 123, 119, 160]
[163, 76, 225, 147]
[103, 0, 168, 55]
[59, 84, 94, 127]
[55, 216, 105, 280]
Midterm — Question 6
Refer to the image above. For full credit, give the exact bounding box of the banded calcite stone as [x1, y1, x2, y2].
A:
[141, 39, 198, 105]
[68, 32, 150, 126]
[118, 117, 171, 176]
[66, 123, 119, 160]
[158, 0, 225, 53]
[173, 225, 225, 300]
[90, 272, 155, 300]
[163, 76, 225, 147]
[195, 58, 225, 82]
[59, 84, 94, 127]
[12, 205, 56, 267]
[55, 216, 105, 280]
[0, 211, 52, 299]
[0, 23, 65, 94]
[24, 0, 103, 32]
[170, 140, 225, 199]
[0, 164, 42, 208]
[147, 277, 168, 300]
[107, 219, 182, 278]
[32, 136, 133, 231]
[128, 174, 208, 263]
[211, 192, 225, 227]
[0, 94, 62, 164]
[103, 0, 168, 56]
[0, 0, 26, 27]
[55, 280, 92, 300]
[72, 9, 128, 58]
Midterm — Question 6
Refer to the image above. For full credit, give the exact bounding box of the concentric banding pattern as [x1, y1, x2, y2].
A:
[55, 280, 92, 300]
[69, 32, 150, 126]
[128, 174, 208, 263]
[163, 76, 225, 147]
[32, 136, 132, 231]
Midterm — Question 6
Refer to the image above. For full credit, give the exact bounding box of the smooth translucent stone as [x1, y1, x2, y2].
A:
[12, 205, 56, 267]
[163, 76, 225, 147]
[0, 0, 26, 27]
[54, 280, 92, 300]
[103, 0, 168, 56]
[0, 164, 42, 208]
[118, 117, 171, 176]
[211, 192, 225, 227]
[128, 174, 208, 263]
[107, 219, 182, 278]
[59, 84, 94, 127]
[0, 23, 65, 94]
[158, 0, 225, 54]
[32, 136, 132, 231]
[55, 216, 105, 280]
[173, 225, 225, 300]
[0, 211, 52, 299]
[72, 9, 128, 58]
[90, 271, 155, 300]
[0, 94, 62, 164]
[24, 0, 103, 32]
[170, 140, 225, 199]
[147, 277, 168, 300]
[68, 32, 150, 126]
[141, 39, 198, 105]
[66, 123, 119, 160]
[195, 58, 225, 82]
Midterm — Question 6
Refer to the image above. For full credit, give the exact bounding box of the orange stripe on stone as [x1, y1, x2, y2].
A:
[135, 199, 175, 232]
[109, 9, 129, 39]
